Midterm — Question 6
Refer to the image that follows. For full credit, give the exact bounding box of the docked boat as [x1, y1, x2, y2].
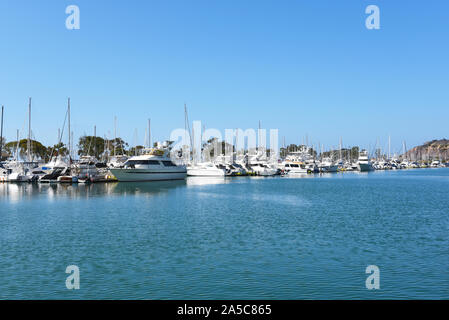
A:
[28, 156, 69, 181]
[283, 162, 309, 174]
[431, 160, 441, 168]
[110, 149, 187, 181]
[187, 162, 226, 177]
[3, 161, 32, 182]
[0, 163, 8, 182]
[107, 155, 129, 168]
[249, 162, 277, 176]
[40, 167, 73, 183]
[318, 157, 338, 173]
[357, 150, 373, 172]
[226, 163, 248, 176]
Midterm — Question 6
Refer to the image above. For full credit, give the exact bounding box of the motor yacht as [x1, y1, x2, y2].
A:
[249, 162, 277, 176]
[110, 148, 187, 181]
[187, 162, 226, 177]
[107, 155, 129, 168]
[319, 157, 339, 173]
[431, 160, 441, 168]
[357, 150, 373, 172]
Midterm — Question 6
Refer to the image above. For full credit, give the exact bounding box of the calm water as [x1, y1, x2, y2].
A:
[1, 169, 448, 299]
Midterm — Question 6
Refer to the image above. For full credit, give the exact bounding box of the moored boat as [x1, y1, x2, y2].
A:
[110, 148, 186, 182]
[357, 150, 373, 172]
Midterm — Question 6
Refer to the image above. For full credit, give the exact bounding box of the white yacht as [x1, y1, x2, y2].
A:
[3, 161, 31, 182]
[431, 160, 441, 168]
[110, 149, 187, 181]
[187, 162, 226, 177]
[249, 162, 277, 176]
[283, 162, 309, 174]
[319, 157, 338, 173]
[29, 156, 69, 181]
[107, 155, 129, 168]
[357, 150, 373, 172]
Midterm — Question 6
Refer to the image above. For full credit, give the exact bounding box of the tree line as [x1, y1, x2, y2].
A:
[0, 136, 129, 162]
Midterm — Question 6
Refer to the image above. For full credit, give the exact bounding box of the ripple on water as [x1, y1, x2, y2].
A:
[0, 169, 449, 299]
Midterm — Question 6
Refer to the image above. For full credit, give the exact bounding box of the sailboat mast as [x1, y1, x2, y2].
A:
[388, 135, 391, 160]
[183, 104, 187, 162]
[404, 140, 408, 160]
[15, 129, 19, 161]
[114, 116, 117, 156]
[134, 128, 138, 156]
[28, 97, 31, 162]
[68, 98, 71, 161]
[0, 105, 4, 159]
[148, 118, 151, 148]
[184, 103, 193, 159]
[94, 125, 97, 158]
[339, 137, 342, 160]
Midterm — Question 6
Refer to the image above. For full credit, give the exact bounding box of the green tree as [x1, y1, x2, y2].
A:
[108, 138, 128, 155]
[350, 146, 360, 161]
[47, 142, 68, 161]
[78, 136, 107, 159]
[202, 138, 234, 160]
[4, 139, 48, 161]
[128, 145, 145, 156]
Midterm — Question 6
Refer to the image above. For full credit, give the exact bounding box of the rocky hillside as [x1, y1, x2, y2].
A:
[405, 139, 449, 161]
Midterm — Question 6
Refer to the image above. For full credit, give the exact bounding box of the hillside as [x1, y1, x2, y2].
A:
[405, 139, 449, 161]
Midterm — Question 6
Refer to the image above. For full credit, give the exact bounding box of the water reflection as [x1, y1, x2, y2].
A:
[0, 180, 187, 201]
[186, 176, 229, 186]
[109, 181, 186, 196]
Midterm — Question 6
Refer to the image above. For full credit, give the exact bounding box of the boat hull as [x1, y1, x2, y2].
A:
[357, 163, 373, 172]
[110, 169, 187, 181]
[320, 165, 338, 173]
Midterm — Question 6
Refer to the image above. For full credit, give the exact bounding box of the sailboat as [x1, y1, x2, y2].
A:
[40, 98, 78, 183]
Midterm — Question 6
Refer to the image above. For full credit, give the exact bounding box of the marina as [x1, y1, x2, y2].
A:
[1, 102, 447, 184]
[1, 0, 449, 305]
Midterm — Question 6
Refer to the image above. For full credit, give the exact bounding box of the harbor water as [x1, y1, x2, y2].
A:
[0, 169, 448, 299]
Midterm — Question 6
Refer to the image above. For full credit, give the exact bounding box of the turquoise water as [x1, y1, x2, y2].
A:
[1, 169, 448, 299]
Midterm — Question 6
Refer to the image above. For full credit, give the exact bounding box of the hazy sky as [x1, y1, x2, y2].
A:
[0, 0, 448, 154]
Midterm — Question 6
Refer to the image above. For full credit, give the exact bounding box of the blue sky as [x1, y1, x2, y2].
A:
[0, 0, 448, 154]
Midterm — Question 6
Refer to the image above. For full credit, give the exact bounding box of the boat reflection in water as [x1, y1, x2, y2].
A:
[282, 172, 316, 179]
[0, 180, 187, 200]
[186, 176, 229, 186]
[108, 180, 186, 196]
[283, 172, 345, 179]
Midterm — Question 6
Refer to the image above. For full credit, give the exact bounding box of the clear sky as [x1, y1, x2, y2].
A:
[0, 0, 448, 154]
